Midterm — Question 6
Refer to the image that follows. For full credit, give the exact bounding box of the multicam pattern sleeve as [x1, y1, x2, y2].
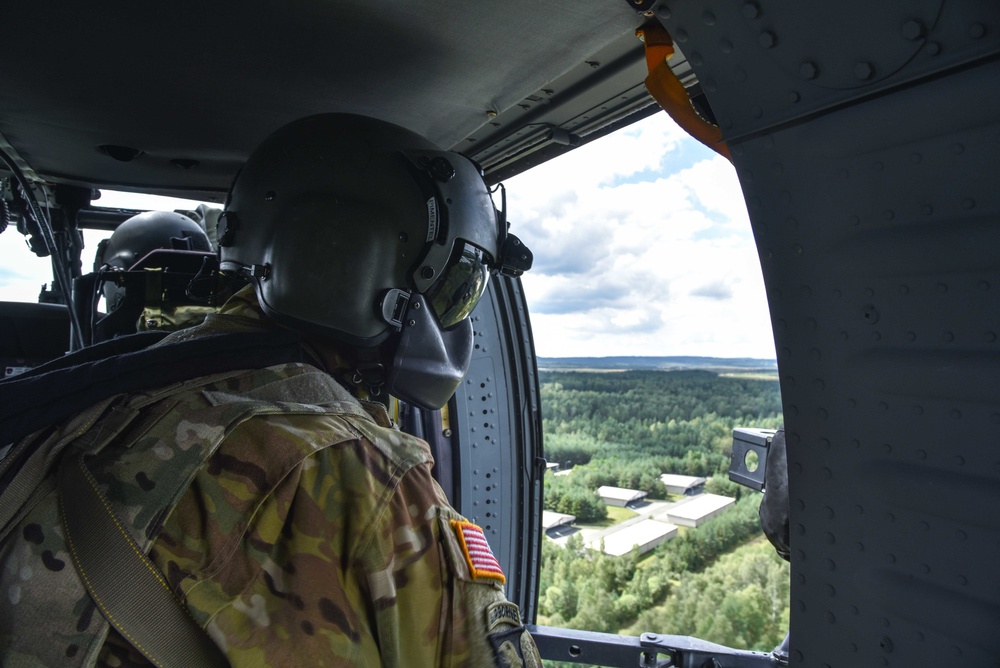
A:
[98, 401, 537, 667]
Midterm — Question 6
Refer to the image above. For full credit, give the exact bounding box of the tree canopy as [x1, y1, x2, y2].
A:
[537, 369, 788, 655]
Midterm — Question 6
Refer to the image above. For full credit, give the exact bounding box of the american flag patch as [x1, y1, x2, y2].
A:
[450, 519, 506, 584]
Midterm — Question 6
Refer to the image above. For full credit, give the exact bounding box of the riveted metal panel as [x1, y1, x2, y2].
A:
[456, 355, 508, 538]
[656, 0, 1000, 664]
[451, 276, 543, 620]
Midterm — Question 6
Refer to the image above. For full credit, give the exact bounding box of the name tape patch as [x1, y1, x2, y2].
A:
[487, 601, 522, 632]
[426, 197, 439, 242]
[450, 519, 506, 584]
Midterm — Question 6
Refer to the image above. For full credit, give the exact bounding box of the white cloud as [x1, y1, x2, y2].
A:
[507, 113, 775, 359]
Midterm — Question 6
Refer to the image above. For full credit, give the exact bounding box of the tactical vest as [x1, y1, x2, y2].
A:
[0, 361, 386, 667]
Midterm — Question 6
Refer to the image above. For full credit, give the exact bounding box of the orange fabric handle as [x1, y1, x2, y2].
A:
[637, 24, 732, 162]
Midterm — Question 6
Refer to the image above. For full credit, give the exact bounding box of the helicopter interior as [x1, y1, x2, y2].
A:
[2, 1, 999, 666]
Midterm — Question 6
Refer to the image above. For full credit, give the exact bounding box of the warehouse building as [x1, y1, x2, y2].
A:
[660, 473, 707, 496]
[542, 510, 576, 532]
[597, 486, 648, 507]
[666, 493, 735, 527]
[588, 519, 678, 557]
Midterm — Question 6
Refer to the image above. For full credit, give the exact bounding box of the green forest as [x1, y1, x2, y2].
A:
[537, 369, 788, 659]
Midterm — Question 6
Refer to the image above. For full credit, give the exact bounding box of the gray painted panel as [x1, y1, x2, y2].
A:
[658, 0, 1000, 664]
[451, 276, 543, 618]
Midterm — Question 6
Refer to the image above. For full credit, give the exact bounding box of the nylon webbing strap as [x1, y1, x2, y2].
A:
[58, 452, 229, 668]
[636, 22, 731, 162]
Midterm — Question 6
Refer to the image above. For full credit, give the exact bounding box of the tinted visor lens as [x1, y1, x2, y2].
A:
[426, 244, 490, 328]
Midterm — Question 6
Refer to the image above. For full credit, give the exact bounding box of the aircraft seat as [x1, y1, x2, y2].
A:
[0, 301, 71, 378]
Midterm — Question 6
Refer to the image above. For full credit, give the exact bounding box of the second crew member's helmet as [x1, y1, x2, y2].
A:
[98, 210, 212, 309]
[219, 113, 531, 409]
[100, 210, 212, 271]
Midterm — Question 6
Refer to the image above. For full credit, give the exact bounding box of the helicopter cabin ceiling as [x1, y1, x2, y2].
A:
[0, 0, 684, 202]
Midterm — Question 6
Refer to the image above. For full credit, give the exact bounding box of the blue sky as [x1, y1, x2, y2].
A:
[0, 112, 776, 359]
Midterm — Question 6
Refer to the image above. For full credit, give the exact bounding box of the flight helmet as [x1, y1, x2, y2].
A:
[218, 113, 531, 409]
[98, 210, 212, 308]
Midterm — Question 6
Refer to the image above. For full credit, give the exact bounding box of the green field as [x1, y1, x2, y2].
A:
[576, 505, 638, 528]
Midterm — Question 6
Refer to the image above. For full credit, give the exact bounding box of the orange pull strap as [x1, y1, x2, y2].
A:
[637, 23, 731, 162]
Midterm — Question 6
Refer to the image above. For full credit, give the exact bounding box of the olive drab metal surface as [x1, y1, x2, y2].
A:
[653, 0, 1000, 664]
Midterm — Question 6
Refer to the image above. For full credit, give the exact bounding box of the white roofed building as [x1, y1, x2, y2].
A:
[597, 486, 648, 507]
[542, 511, 576, 532]
[587, 519, 678, 556]
[660, 473, 707, 496]
[666, 493, 735, 527]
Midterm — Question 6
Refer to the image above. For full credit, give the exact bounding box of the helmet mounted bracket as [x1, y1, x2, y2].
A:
[380, 288, 411, 330]
[490, 183, 533, 277]
[497, 232, 532, 277]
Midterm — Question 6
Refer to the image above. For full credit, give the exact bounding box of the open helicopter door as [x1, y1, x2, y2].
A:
[398, 274, 544, 621]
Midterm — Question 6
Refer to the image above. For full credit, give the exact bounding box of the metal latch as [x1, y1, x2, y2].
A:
[729, 428, 776, 491]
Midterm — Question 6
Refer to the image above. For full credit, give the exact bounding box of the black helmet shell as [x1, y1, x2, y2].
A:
[101, 210, 211, 270]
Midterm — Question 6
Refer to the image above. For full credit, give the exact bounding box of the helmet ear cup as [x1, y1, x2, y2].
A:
[386, 294, 473, 410]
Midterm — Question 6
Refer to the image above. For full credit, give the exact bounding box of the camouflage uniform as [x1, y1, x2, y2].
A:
[2, 286, 539, 667]
[136, 303, 218, 334]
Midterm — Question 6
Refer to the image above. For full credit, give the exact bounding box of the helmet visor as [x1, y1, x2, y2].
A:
[426, 243, 490, 329]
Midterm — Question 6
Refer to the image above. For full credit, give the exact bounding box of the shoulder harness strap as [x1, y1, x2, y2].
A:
[56, 362, 361, 668]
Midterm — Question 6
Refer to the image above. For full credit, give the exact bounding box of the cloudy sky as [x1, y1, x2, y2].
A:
[506, 112, 774, 360]
[0, 112, 775, 360]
